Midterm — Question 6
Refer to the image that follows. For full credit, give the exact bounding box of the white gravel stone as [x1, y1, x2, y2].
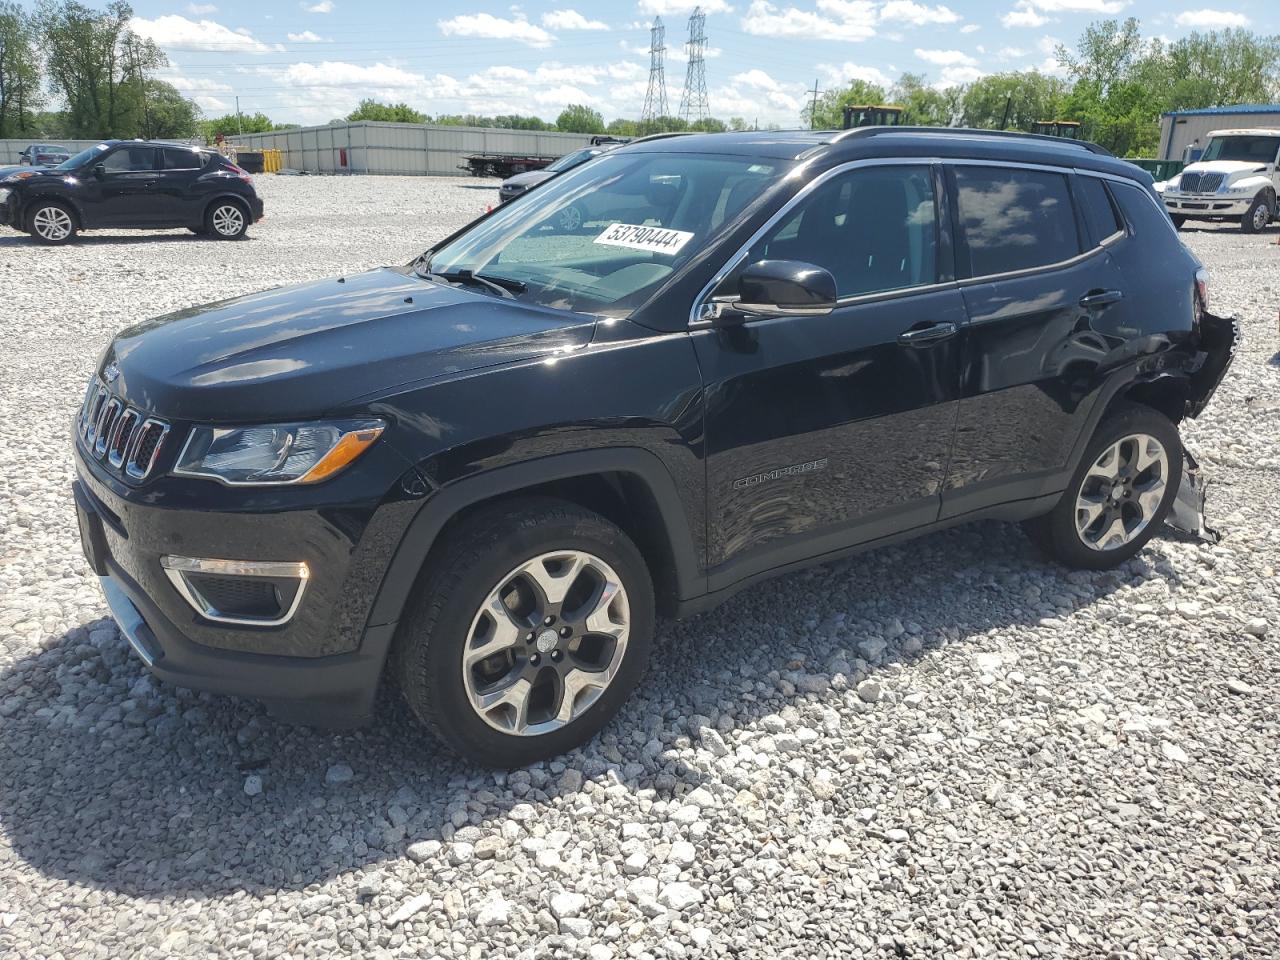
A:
[657, 882, 704, 911]
[550, 891, 587, 919]
[243, 775, 263, 797]
[323, 763, 353, 786]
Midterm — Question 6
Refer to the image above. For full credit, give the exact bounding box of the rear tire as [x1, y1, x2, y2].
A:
[1241, 195, 1271, 234]
[1022, 403, 1182, 570]
[27, 201, 78, 245]
[393, 498, 655, 767]
[206, 199, 249, 239]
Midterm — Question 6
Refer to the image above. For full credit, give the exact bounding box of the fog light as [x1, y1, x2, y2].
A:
[160, 556, 309, 626]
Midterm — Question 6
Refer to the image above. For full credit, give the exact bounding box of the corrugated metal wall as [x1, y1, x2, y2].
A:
[1159, 112, 1280, 160]
[228, 122, 595, 176]
[0, 139, 102, 165]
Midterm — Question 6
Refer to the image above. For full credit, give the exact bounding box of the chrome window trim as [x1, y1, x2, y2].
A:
[160, 555, 311, 627]
[688, 157, 940, 328]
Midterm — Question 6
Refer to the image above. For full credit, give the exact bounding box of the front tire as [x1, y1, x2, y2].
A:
[1241, 195, 1272, 234]
[394, 498, 655, 767]
[27, 201, 78, 245]
[1023, 403, 1182, 570]
[206, 200, 249, 240]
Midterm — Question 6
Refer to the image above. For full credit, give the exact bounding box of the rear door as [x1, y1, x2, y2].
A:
[152, 148, 208, 225]
[941, 162, 1129, 519]
[91, 145, 160, 226]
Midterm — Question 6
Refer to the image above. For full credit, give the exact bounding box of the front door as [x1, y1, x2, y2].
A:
[694, 163, 963, 590]
[89, 145, 159, 226]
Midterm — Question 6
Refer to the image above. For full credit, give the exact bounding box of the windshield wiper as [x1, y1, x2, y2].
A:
[421, 268, 526, 299]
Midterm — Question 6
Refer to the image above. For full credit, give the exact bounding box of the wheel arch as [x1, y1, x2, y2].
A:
[21, 193, 84, 229]
[365, 448, 705, 631]
[203, 192, 251, 221]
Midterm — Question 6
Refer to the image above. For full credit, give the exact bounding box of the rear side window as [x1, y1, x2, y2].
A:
[954, 166, 1079, 277]
[1076, 175, 1123, 243]
[163, 148, 204, 170]
[1110, 181, 1179, 243]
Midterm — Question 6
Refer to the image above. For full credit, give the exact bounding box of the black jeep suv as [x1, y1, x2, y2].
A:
[1, 140, 263, 244]
[72, 128, 1236, 766]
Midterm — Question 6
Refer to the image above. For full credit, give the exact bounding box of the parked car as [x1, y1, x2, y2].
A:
[498, 144, 616, 211]
[19, 143, 72, 166]
[1155, 127, 1280, 232]
[0, 140, 264, 244]
[73, 128, 1236, 766]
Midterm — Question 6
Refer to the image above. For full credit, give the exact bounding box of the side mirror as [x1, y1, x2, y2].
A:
[92, 164, 105, 179]
[722, 259, 837, 321]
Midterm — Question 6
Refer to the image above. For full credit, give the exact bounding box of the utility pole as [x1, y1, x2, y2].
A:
[640, 18, 668, 128]
[235, 96, 243, 135]
[678, 7, 710, 127]
[807, 79, 822, 130]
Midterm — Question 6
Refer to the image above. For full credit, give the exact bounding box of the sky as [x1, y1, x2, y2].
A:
[47, 0, 1272, 127]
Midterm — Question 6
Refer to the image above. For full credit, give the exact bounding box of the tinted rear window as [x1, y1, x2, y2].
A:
[1111, 181, 1179, 243]
[1076, 175, 1123, 243]
[954, 166, 1080, 277]
[163, 148, 204, 170]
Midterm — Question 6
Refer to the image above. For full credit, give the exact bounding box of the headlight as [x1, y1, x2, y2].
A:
[174, 418, 385, 485]
[2, 170, 37, 183]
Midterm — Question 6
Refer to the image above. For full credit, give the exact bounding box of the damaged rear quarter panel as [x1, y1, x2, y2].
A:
[1186, 311, 1241, 418]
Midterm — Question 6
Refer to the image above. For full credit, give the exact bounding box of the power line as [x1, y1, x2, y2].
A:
[678, 7, 710, 125]
[640, 17, 668, 124]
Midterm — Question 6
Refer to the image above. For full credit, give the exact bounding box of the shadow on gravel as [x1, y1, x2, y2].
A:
[0, 233, 252, 249]
[0, 520, 1144, 899]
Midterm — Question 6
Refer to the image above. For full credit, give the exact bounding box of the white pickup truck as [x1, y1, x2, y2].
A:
[1155, 128, 1280, 233]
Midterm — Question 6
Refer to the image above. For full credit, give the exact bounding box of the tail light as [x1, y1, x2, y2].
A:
[1194, 268, 1209, 324]
[225, 162, 253, 184]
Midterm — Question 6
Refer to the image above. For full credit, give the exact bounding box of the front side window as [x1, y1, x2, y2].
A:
[736, 164, 938, 299]
[55, 144, 109, 171]
[1201, 135, 1280, 164]
[954, 166, 1079, 277]
[426, 152, 789, 316]
[102, 147, 156, 173]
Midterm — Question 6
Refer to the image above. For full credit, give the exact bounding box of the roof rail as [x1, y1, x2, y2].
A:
[832, 125, 1114, 157]
[627, 131, 695, 144]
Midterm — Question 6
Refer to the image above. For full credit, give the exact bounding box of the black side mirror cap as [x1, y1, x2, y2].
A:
[723, 259, 837, 321]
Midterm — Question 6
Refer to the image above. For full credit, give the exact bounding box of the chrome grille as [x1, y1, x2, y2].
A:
[77, 379, 170, 481]
[1179, 172, 1224, 194]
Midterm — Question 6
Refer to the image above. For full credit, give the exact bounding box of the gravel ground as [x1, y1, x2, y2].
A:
[0, 176, 1277, 960]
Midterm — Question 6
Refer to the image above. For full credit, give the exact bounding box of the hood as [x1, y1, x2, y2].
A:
[106, 267, 596, 421]
[1181, 159, 1271, 177]
[501, 170, 555, 191]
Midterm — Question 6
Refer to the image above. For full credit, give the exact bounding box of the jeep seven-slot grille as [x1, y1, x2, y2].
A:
[1179, 172, 1224, 194]
[77, 379, 170, 481]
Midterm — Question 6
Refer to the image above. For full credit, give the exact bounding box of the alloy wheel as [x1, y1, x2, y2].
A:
[461, 550, 630, 737]
[33, 206, 72, 242]
[212, 204, 245, 237]
[1074, 433, 1169, 551]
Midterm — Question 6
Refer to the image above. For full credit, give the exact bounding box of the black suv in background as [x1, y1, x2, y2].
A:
[1, 140, 263, 244]
[73, 128, 1236, 766]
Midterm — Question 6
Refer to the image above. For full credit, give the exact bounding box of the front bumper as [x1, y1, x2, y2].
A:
[1163, 193, 1253, 217]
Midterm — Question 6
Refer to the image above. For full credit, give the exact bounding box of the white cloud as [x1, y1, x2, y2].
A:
[541, 9, 609, 30]
[1032, 0, 1126, 10]
[638, 0, 734, 13]
[186, 3, 217, 13]
[817, 61, 893, 88]
[741, 1, 878, 42]
[131, 15, 281, 53]
[439, 13, 555, 47]
[303, 1, 334, 11]
[914, 48, 977, 66]
[935, 65, 984, 86]
[1174, 8, 1249, 27]
[960, 23, 980, 32]
[732, 68, 782, 90]
[1001, 2, 1050, 26]
[998, 45, 1027, 57]
[287, 30, 329, 42]
[878, 1, 961, 25]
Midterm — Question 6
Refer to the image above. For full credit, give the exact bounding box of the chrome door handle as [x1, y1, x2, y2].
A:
[1079, 289, 1124, 309]
[898, 321, 958, 345]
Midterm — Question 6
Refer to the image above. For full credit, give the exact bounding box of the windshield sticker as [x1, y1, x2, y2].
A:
[594, 223, 694, 256]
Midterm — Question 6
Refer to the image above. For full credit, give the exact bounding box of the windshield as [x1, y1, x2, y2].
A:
[425, 151, 790, 317]
[1201, 135, 1280, 164]
[545, 149, 598, 173]
[55, 144, 109, 172]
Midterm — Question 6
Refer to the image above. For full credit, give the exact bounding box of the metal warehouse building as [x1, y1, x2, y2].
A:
[229, 121, 595, 176]
[1159, 104, 1280, 161]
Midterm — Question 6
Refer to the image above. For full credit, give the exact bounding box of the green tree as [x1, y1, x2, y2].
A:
[0, 2, 43, 137]
[492, 113, 551, 130]
[606, 117, 639, 136]
[555, 103, 605, 134]
[891, 72, 955, 126]
[201, 110, 277, 139]
[959, 71, 1070, 131]
[346, 98, 427, 124]
[687, 116, 727, 132]
[637, 115, 686, 135]
[808, 80, 887, 129]
[137, 78, 198, 139]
